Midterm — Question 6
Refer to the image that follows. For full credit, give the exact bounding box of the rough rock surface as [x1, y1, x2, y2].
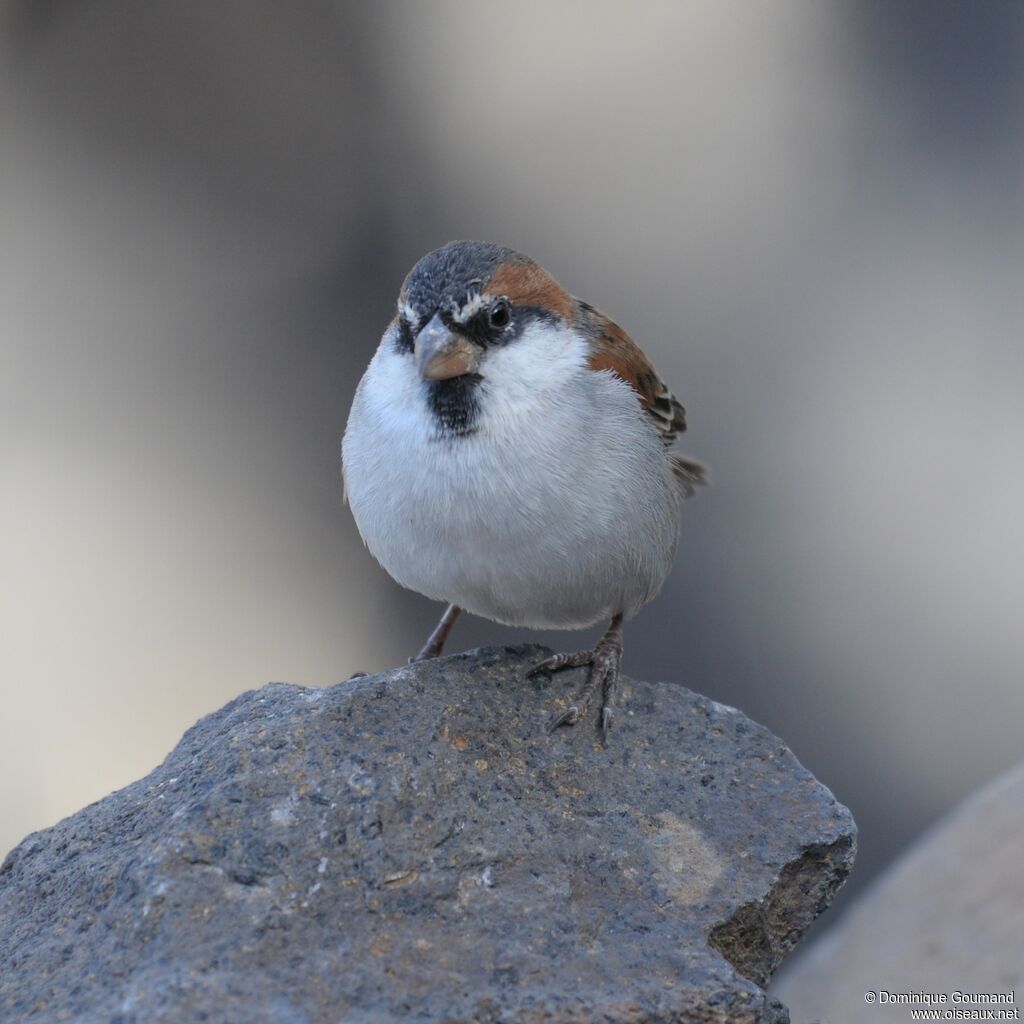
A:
[774, 760, 1024, 1023]
[0, 645, 855, 1023]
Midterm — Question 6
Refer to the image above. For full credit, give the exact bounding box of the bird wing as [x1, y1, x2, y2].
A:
[576, 300, 708, 497]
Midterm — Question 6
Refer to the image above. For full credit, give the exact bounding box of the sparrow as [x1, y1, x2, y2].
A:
[342, 241, 706, 738]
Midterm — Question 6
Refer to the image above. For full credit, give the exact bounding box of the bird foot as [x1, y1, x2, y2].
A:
[528, 615, 624, 741]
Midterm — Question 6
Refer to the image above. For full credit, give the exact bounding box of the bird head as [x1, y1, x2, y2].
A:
[394, 241, 574, 383]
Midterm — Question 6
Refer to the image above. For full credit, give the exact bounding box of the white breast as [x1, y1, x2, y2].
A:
[342, 322, 683, 630]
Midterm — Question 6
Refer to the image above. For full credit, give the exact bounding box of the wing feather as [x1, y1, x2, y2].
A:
[575, 299, 708, 497]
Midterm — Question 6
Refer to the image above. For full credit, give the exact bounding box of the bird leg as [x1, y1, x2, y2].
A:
[528, 614, 624, 739]
[412, 603, 462, 662]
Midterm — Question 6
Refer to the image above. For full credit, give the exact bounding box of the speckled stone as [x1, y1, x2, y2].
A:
[0, 645, 855, 1023]
[774, 761, 1023, 1023]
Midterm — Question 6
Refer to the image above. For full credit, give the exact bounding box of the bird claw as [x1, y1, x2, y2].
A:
[527, 651, 592, 677]
[600, 705, 614, 741]
[548, 705, 581, 732]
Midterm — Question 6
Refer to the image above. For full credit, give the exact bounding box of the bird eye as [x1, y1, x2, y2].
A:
[488, 298, 511, 329]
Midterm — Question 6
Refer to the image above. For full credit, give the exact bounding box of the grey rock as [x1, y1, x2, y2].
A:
[773, 760, 1024, 1023]
[0, 645, 855, 1023]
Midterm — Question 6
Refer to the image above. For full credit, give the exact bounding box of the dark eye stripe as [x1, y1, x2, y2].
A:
[455, 304, 557, 348]
[394, 316, 415, 354]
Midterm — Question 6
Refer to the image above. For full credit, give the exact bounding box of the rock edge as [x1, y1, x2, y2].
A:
[0, 645, 855, 1023]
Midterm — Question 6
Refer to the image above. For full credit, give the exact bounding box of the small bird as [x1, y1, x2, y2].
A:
[342, 241, 706, 738]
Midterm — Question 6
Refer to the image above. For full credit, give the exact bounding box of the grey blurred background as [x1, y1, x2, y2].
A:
[1, 0, 1022, 943]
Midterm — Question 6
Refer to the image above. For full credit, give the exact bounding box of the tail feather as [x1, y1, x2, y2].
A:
[671, 455, 710, 499]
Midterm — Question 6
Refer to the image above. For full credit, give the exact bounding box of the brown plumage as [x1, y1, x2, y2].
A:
[483, 259, 575, 323]
[574, 298, 707, 497]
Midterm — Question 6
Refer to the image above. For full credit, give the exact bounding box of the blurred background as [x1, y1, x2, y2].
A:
[1, 0, 1022, 991]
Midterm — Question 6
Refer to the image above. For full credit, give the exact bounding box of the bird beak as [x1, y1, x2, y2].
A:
[414, 314, 481, 380]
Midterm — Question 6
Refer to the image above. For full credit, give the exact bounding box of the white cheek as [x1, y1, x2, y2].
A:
[478, 323, 588, 426]
[358, 329, 425, 429]
[356, 321, 590, 437]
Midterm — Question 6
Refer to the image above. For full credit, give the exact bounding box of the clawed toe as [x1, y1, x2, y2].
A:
[537, 614, 625, 738]
[526, 656, 556, 678]
[527, 651, 593, 677]
[548, 705, 581, 732]
[533, 651, 597, 732]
